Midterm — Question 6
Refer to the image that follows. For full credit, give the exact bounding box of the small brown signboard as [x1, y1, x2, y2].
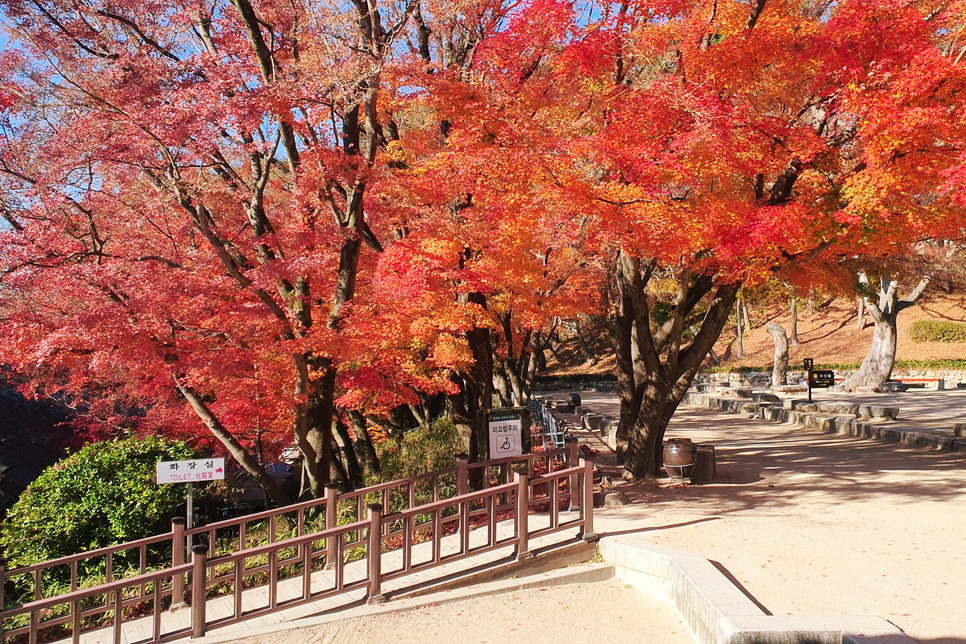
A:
[808, 370, 835, 388]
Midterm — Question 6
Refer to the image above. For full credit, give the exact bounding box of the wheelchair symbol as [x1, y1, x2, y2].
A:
[496, 435, 516, 454]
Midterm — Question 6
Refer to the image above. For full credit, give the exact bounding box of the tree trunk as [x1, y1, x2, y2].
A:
[492, 368, 511, 407]
[409, 404, 429, 431]
[742, 301, 751, 331]
[347, 410, 380, 475]
[334, 418, 365, 489]
[789, 297, 800, 347]
[575, 318, 597, 365]
[842, 276, 930, 390]
[844, 321, 898, 389]
[293, 357, 336, 498]
[446, 292, 493, 464]
[767, 322, 789, 387]
[614, 250, 740, 478]
[536, 346, 547, 371]
[174, 376, 292, 507]
[856, 296, 865, 330]
[735, 301, 744, 359]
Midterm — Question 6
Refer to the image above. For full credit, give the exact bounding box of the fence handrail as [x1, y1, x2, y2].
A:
[1, 444, 584, 617]
[206, 517, 369, 566]
[0, 562, 194, 618]
[336, 465, 459, 503]
[184, 493, 329, 536]
[388, 481, 518, 522]
[4, 532, 175, 577]
[2, 451, 594, 644]
[466, 448, 567, 470]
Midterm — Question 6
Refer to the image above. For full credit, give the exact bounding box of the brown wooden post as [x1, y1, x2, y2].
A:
[324, 484, 339, 570]
[566, 437, 580, 511]
[455, 454, 471, 554]
[455, 454, 469, 497]
[366, 504, 385, 603]
[514, 471, 532, 561]
[190, 544, 208, 638]
[580, 456, 598, 542]
[170, 518, 186, 609]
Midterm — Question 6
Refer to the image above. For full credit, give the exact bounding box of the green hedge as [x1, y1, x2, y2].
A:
[0, 435, 195, 567]
[909, 320, 966, 343]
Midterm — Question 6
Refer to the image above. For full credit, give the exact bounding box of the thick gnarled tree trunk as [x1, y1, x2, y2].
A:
[614, 251, 740, 479]
[843, 276, 930, 390]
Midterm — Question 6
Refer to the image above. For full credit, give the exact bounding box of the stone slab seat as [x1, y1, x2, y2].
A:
[772, 384, 808, 394]
[752, 393, 781, 403]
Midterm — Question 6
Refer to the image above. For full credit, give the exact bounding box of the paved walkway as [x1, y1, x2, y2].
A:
[542, 389, 966, 644]
[73, 387, 966, 644]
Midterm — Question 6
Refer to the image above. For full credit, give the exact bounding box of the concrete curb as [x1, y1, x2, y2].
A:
[196, 562, 615, 643]
[685, 392, 966, 454]
[599, 536, 913, 644]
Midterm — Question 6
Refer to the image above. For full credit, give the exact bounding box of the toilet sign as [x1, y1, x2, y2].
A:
[481, 408, 532, 459]
[156, 458, 225, 484]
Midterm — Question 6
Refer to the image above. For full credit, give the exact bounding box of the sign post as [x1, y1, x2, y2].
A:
[803, 359, 834, 401]
[804, 358, 814, 401]
[157, 458, 225, 557]
[478, 408, 532, 460]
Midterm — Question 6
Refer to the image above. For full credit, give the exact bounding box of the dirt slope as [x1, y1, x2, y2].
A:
[545, 294, 966, 376]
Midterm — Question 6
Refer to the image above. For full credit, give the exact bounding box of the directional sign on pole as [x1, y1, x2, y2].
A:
[156, 458, 225, 484]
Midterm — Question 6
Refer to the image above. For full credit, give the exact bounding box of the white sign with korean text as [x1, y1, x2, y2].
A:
[488, 413, 523, 458]
[156, 458, 225, 484]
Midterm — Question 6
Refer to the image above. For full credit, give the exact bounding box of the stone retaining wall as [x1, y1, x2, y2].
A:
[538, 370, 966, 392]
[694, 369, 966, 388]
[685, 392, 966, 454]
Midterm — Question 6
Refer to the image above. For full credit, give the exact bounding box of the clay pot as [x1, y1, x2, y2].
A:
[663, 438, 698, 479]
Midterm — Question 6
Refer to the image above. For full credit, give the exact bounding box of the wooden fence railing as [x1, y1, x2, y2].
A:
[0, 447, 594, 644]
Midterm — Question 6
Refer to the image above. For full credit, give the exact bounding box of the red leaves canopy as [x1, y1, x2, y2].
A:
[1, 0, 964, 453]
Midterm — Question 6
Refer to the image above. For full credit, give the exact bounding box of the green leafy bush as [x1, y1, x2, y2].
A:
[374, 417, 464, 483]
[0, 435, 195, 567]
[909, 320, 966, 343]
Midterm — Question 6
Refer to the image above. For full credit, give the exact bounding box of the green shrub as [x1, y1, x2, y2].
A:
[374, 417, 465, 483]
[909, 320, 966, 343]
[0, 435, 196, 567]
